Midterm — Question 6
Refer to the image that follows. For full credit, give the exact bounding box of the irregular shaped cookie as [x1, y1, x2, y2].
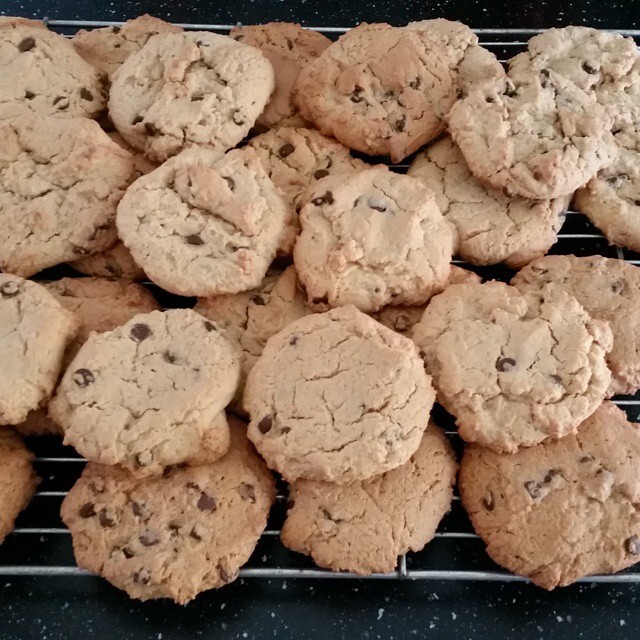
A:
[282, 423, 456, 574]
[460, 402, 640, 589]
[72, 15, 183, 77]
[117, 147, 287, 297]
[0, 429, 39, 543]
[512, 255, 640, 396]
[0, 274, 78, 425]
[245, 305, 436, 483]
[0, 115, 135, 277]
[194, 266, 311, 412]
[293, 23, 457, 161]
[447, 68, 618, 200]
[412, 281, 612, 453]
[61, 418, 275, 603]
[230, 22, 331, 128]
[294, 165, 453, 312]
[70, 242, 146, 280]
[49, 309, 241, 475]
[408, 136, 566, 268]
[109, 31, 275, 162]
[248, 126, 368, 253]
[0, 25, 105, 120]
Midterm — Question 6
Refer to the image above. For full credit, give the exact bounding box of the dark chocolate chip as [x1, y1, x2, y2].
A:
[132, 502, 145, 518]
[80, 88, 94, 101]
[258, 416, 272, 434]
[311, 191, 334, 206]
[197, 492, 217, 511]
[485, 96, 495, 103]
[233, 34, 243, 41]
[79, 502, 96, 518]
[144, 122, 159, 136]
[190, 528, 202, 541]
[163, 351, 176, 364]
[112, 26, 121, 34]
[123, 547, 134, 558]
[232, 110, 245, 125]
[139, 533, 159, 546]
[504, 81, 517, 98]
[409, 77, 421, 89]
[185, 234, 204, 246]
[130, 323, 151, 342]
[625, 535, 640, 555]
[350, 86, 364, 103]
[24, 90, 35, 100]
[394, 115, 406, 132]
[393, 314, 411, 332]
[635, 200, 640, 207]
[524, 480, 542, 499]
[98, 510, 115, 527]
[251, 295, 266, 306]
[482, 494, 495, 511]
[278, 143, 295, 158]
[611, 280, 624, 294]
[579, 455, 594, 463]
[132, 115, 143, 125]
[204, 321, 216, 332]
[186, 482, 200, 490]
[314, 169, 329, 180]
[191, 95, 204, 101]
[73, 368, 95, 388]
[238, 483, 256, 503]
[286, 38, 294, 51]
[289, 335, 298, 346]
[496, 357, 516, 372]
[223, 176, 235, 190]
[18, 37, 36, 52]
[543, 469, 561, 483]
[0, 281, 20, 298]
[133, 569, 150, 584]
[582, 61, 597, 75]
[321, 508, 332, 520]
[312, 296, 328, 305]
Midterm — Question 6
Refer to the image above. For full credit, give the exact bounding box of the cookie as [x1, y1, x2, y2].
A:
[72, 15, 183, 77]
[61, 417, 275, 603]
[70, 242, 146, 280]
[408, 136, 567, 268]
[447, 67, 618, 200]
[512, 254, 640, 396]
[107, 131, 158, 178]
[109, 31, 275, 163]
[49, 309, 241, 475]
[460, 402, 640, 589]
[0, 274, 78, 425]
[282, 422, 456, 574]
[293, 23, 457, 161]
[116, 147, 287, 297]
[574, 124, 640, 253]
[412, 281, 612, 453]
[230, 22, 331, 129]
[0, 114, 135, 277]
[294, 165, 454, 312]
[248, 126, 368, 254]
[245, 305, 436, 483]
[0, 429, 39, 543]
[14, 410, 62, 437]
[194, 266, 311, 412]
[0, 25, 105, 120]
[0, 16, 46, 29]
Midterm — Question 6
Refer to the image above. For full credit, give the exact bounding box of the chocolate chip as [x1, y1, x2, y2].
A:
[524, 480, 542, 499]
[232, 110, 245, 125]
[144, 122, 159, 136]
[279, 143, 295, 158]
[18, 37, 35, 52]
[543, 469, 561, 483]
[258, 416, 272, 434]
[634, 200, 640, 207]
[130, 323, 151, 342]
[223, 176, 235, 190]
[409, 77, 421, 89]
[80, 88, 94, 101]
[482, 494, 495, 511]
[163, 351, 176, 364]
[393, 314, 411, 332]
[190, 528, 202, 541]
[485, 96, 495, 103]
[625, 535, 640, 555]
[350, 86, 364, 103]
[123, 547, 134, 559]
[204, 321, 216, 332]
[496, 357, 516, 372]
[186, 482, 200, 490]
[24, 90, 35, 100]
[582, 61, 597, 75]
[73, 368, 95, 388]
[191, 95, 204, 101]
[321, 508, 333, 520]
[139, 533, 159, 546]
[197, 492, 217, 511]
[133, 569, 150, 584]
[112, 26, 121, 34]
[132, 115, 143, 125]
[611, 280, 624, 294]
[52, 95, 66, 105]
[504, 81, 517, 98]
[251, 294, 266, 306]
[579, 455, 594, 463]
[185, 234, 204, 246]
[394, 115, 406, 132]
[238, 483, 256, 503]
[79, 502, 96, 518]
[98, 510, 115, 528]
[311, 191, 334, 206]
[132, 502, 146, 518]
[289, 335, 298, 346]
[0, 280, 20, 298]
[314, 169, 329, 179]
[312, 296, 328, 305]
[233, 34, 243, 41]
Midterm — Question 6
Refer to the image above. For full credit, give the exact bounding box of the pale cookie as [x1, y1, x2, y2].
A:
[293, 23, 457, 162]
[0, 274, 78, 425]
[194, 266, 311, 412]
[109, 31, 275, 163]
[0, 25, 105, 120]
[0, 429, 39, 543]
[117, 147, 287, 297]
[447, 67, 618, 200]
[294, 165, 453, 313]
[282, 423, 456, 574]
[0, 115, 135, 277]
[248, 126, 368, 254]
[61, 417, 275, 603]
[412, 281, 613, 453]
[408, 136, 567, 268]
[230, 22, 331, 128]
[70, 242, 146, 280]
[72, 15, 183, 77]
[512, 254, 640, 396]
[49, 309, 241, 475]
[460, 402, 640, 589]
[245, 305, 436, 483]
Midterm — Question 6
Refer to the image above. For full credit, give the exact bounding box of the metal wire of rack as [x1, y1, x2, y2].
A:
[1, 20, 640, 588]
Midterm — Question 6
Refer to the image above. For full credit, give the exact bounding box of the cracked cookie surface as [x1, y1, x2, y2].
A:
[281, 422, 456, 574]
[412, 281, 612, 453]
[117, 147, 287, 297]
[49, 309, 241, 475]
[245, 305, 436, 483]
[61, 417, 275, 603]
[109, 31, 275, 163]
[460, 402, 640, 589]
[294, 165, 453, 312]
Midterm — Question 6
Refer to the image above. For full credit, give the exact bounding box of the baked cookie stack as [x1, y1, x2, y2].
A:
[1, 13, 640, 599]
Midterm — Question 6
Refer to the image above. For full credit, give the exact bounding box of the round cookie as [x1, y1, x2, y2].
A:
[117, 147, 287, 297]
[294, 165, 454, 313]
[61, 417, 275, 603]
[0, 429, 39, 543]
[72, 15, 183, 78]
[512, 254, 640, 396]
[408, 136, 567, 268]
[248, 126, 369, 254]
[194, 266, 311, 412]
[0, 274, 78, 425]
[282, 423, 456, 574]
[70, 242, 146, 280]
[412, 281, 613, 453]
[0, 115, 135, 278]
[447, 67, 618, 200]
[230, 22, 331, 129]
[49, 309, 241, 475]
[109, 31, 275, 163]
[245, 305, 436, 483]
[0, 25, 105, 120]
[293, 23, 457, 162]
[460, 402, 640, 589]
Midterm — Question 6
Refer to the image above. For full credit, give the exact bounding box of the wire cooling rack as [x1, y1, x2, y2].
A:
[1, 21, 640, 587]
